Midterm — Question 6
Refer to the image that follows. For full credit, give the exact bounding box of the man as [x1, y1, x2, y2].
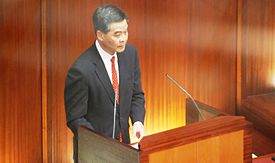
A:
[64, 4, 145, 162]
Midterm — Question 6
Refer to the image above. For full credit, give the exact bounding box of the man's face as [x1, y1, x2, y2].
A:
[97, 19, 128, 55]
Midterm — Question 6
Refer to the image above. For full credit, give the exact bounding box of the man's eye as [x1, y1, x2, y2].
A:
[114, 33, 121, 37]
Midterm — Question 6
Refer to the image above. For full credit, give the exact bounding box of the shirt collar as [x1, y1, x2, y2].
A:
[95, 40, 117, 62]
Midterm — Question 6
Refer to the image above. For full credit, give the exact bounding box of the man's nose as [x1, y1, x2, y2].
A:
[119, 34, 128, 42]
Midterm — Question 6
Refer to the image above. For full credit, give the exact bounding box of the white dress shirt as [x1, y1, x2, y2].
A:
[95, 40, 119, 84]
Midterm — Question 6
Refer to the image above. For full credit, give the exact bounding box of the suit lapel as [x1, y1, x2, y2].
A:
[118, 51, 127, 106]
[91, 45, 115, 103]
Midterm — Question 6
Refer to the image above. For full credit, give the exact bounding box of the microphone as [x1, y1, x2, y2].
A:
[166, 74, 205, 120]
[112, 92, 117, 139]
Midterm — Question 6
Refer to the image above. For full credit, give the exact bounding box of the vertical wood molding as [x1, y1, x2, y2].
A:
[42, 0, 48, 162]
[236, 0, 244, 109]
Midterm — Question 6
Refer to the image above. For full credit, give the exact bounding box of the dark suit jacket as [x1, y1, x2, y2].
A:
[64, 43, 145, 159]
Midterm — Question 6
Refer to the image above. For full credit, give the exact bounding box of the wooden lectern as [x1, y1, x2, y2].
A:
[78, 116, 252, 163]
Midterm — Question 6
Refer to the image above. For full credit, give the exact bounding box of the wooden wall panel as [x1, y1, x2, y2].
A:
[46, 0, 100, 162]
[144, 0, 237, 135]
[241, 0, 275, 96]
[0, 0, 42, 163]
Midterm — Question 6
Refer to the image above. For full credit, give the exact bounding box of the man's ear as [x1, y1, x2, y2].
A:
[96, 31, 104, 41]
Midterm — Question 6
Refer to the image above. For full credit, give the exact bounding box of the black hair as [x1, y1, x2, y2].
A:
[92, 4, 128, 34]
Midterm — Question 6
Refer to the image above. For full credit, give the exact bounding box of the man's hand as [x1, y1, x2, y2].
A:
[132, 121, 144, 141]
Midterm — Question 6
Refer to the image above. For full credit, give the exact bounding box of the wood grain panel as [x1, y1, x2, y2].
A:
[241, 0, 275, 96]
[252, 128, 275, 156]
[148, 140, 198, 162]
[144, 0, 237, 136]
[46, 0, 100, 162]
[143, 0, 189, 135]
[140, 116, 252, 163]
[148, 132, 243, 163]
[41, 0, 48, 162]
[240, 93, 275, 140]
[0, 0, 42, 162]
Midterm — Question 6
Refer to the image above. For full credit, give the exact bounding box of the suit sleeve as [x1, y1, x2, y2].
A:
[130, 49, 146, 124]
[64, 67, 94, 134]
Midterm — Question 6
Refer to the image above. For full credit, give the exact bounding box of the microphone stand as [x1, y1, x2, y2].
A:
[166, 74, 205, 120]
[112, 93, 117, 139]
